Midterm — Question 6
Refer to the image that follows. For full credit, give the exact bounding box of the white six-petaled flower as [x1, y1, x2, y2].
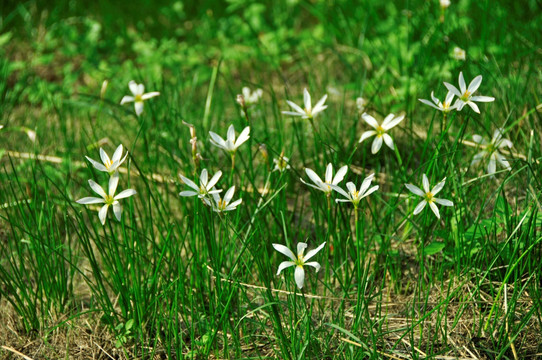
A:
[443, 72, 494, 113]
[85, 144, 128, 175]
[242, 87, 263, 105]
[203, 186, 243, 213]
[301, 163, 348, 194]
[471, 128, 513, 175]
[405, 174, 453, 219]
[418, 91, 458, 113]
[359, 113, 405, 154]
[282, 88, 328, 120]
[76, 172, 137, 225]
[179, 169, 223, 198]
[333, 173, 379, 208]
[272, 241, 326, 289]
[120, 80, 160, 116]
[209, 124, 250, 154]
[273, 154, 291, 173]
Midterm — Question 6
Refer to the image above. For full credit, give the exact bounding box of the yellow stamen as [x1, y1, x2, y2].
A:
[376, 125, 385, 138]
[425, 192, 434, 203]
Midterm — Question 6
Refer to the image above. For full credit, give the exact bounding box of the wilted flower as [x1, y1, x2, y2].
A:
[444, 72, 495, 113]
[179, 169, 222, 198]
[272, 241, 326, 289]
[405, 174, 453, 219]
[471, 129, 513, 175]
[76, 172, 136, 225]
[452, 47, 466, 61]
[359, 113, 404, 154]
[333, 174, 379, 209]
[85, 144, 128, 175]
[282, 88, 328, 120]
[203, 186, 242, 212]
[419, 91, 458, 113]
[209, 125, 250, 154]
[120, 80, 160, 116]
[301, 163, 348, 194]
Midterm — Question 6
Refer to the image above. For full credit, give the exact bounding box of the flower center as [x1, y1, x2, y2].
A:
[376, 125, 386, 137]
[424, 192, 434, 203]
[218, 199, 226, 211]
[104, 159, 113, 169]
[105, 195, 114, 205]
[461, 91, 471, 101]
[135, 94, 143, 102]
[295, 254, 305, 267]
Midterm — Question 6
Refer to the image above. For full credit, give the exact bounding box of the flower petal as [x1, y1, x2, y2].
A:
[141, 91, 160, 100]
[120, 96, 134, 105]
[89, 179, 107, 199]
[85, 156, 108, 172]
[429, 202, 441, 219]
[303, 88, 311, 111]
[304, 242, 326, 262]
[109, 172, 120, 196]
[115, 189, 136, 200]
[180, 175, 199, 192]
[443, 82, 461, 98]
[362, 113, 379, 129]
[134, 101, 144, 116]
[470, 95, 495, 103]
[467, 75, 482, 94]
[422, 174, 430, 193]
[359, 130, 377, 143]
[297, 242, 308, 257]
[305, 168, 323, 186]
[207, 170, 222, 190]
[405, 183, 424, 197]
[128, 80, 139, 95]
[431, 178, 446, 196]
[305, 261, 321, 272]
[285, 100, 305, 115]
[113, 202, 122, 221]
[272, 243, 296, 261]
[382, 115, 404, 130]
[382, 133, 394, 150]
[434, 198, 453, 206]
[98, 204, 109, 225]
[295, 266, 305, 289]
[77, 197, 105, 204]
[235, 126, 250, 148]
[467, 101, 480, 113]
[371, 136, 383, 154]
[276, 261, 295, 275]
[413, 200, 427, 215]
[224, 186, 235, 204]
[332, 165, 348, 185]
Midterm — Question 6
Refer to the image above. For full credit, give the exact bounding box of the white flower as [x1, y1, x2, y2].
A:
[418, 91, 459, 113]
[440, 0, 450, 8]
[333, 174, 379, 208]
[179, 169, 223, 198]
[359, 113, 404, 154]
[301, 163, 348, 194]
[76, 172, 137, 225]
[471, 129, 513, 175]
[452, 47, 466, 61]
[203, 186, 242, 212]
[273, 155, 291, 172]
[443, 72, 495, 113]
[85, 144, 128, 174]
[209, 125, 250, 154]
[120, 80, 160, 116]
[282, 88, 328, 120]
[242, 87, 263, 105]
[272, 241, 326, 289]
[356, 97, 367, 113]
[405, 174, 453, 219]
[0, 125, 3, 130]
